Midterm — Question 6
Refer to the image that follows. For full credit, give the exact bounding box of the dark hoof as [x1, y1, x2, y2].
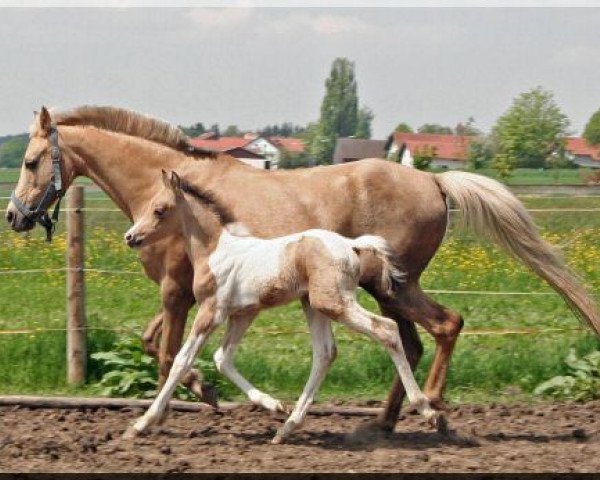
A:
[429, 398, 450, 411]
[201, 382, 219, 409]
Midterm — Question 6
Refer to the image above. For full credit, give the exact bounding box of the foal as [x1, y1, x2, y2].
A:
[123, 170, 444, 443]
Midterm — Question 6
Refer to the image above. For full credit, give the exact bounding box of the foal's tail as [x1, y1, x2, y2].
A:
[351, 235, 406, 295]
[435, 170, 600, 337]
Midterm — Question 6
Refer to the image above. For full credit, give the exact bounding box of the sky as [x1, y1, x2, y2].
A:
[0, 7, 599, 138]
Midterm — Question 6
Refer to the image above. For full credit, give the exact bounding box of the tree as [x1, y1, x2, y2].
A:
[394, 123, 413, 133]
[412, 145, 436, 170]
[311, 57, 359, 164]
[466, 137, 494, 170]
[417, 123, 453, 135]
[355, 106, 374, 139]
[223, 125, 243, 137]
[179, 122, 206, 137]
[0, 135, 28, 168]
[455, 117, 481, 136]
[583, 109, 600, 146]
[492, 86, 570, 174]
[278, 149, 313, 169]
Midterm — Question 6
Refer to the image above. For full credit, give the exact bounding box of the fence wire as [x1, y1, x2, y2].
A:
[0, 187, 599, 340]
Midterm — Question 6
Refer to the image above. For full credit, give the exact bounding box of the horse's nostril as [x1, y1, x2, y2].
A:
[6, 211, 14, 224]
[125, 233, 133, 241]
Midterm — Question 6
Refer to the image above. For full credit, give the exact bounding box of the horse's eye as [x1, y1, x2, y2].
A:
[154, 208, 165, 218]
[25, 159, 39, 170]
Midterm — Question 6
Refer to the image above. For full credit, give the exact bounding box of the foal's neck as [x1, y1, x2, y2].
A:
[177, 197, 226, 259]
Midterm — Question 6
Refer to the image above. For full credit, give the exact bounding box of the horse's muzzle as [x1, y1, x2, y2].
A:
[5, 204, 35, 232]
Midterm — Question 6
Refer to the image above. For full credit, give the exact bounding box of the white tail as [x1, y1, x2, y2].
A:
[351, 235, 406, 294]
[436, 170, 600, 337]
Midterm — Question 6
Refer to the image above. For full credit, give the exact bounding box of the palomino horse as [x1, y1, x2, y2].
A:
[123, 169, 444, 442]
[7, 106, 600, 433]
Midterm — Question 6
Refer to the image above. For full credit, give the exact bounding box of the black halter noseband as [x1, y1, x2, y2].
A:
[10, 126, 64, 242]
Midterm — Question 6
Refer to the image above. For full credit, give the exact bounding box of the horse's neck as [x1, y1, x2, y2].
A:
[63, 127, 194, 221]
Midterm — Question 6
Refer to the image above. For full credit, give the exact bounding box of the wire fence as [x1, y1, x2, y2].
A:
[0, 187, 599, 343]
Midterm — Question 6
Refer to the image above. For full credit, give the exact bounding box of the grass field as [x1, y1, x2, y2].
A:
[1, 184, 600, 405]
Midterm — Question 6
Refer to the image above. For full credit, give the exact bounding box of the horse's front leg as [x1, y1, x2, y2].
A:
[125, 300, 221, 438]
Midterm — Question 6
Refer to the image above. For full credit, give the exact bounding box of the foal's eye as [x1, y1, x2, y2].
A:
[154, 208, 165, 218]
[25, 159, 39, 170]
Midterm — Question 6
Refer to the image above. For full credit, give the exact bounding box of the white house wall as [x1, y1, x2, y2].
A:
[246, 137, 281, 165]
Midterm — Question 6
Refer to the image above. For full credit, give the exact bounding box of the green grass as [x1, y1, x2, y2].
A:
[1, 191, 600, 404]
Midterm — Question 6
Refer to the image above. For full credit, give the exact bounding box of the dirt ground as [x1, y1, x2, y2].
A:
[1, 400, 600, 473]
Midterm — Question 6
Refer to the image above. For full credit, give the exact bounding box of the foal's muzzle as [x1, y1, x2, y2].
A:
[125, 232, 143, 249]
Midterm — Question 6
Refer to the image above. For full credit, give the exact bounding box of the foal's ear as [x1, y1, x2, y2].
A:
[169, 171, 182, 192]
[161, 169, 170, 188]
[38, 106, 52, 135]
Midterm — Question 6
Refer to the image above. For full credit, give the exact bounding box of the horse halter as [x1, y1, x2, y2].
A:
[10, 126, 64, 242]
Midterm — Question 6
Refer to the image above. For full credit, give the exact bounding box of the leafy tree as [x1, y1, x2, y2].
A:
[583, 108, 600, 146]
[0, 135, 28, 168]
[412, 145, 436, 170]
[311, 57, 359, 164]
[179, 122, 206, 137]
[355, 106, 374, 139]
[259, 123, 307, 138]
[223, 125, 243, 137]
[466, 137, 494, 170]
[278, 150, 313, 169]
[492, 86, 570, 174]
[455, 117, 481, 136]
[209, 123, 220, 137]
[492, 153, 518, 180]
[417, 123, 453, 135]
[394, 123, 413, 133]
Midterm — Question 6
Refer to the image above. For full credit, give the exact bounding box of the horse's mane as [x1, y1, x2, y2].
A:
[178, 178, 236, 225]
[53, 105, 217, 158]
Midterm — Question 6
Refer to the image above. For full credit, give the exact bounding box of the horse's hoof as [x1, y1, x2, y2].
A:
[429, 398, 450, 411]
[271, 434, 284, 445]
[201, 382, 219, 409]
[434, 413, 450, 436]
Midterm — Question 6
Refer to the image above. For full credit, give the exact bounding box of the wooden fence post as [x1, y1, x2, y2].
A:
[67, 185, 86, 385]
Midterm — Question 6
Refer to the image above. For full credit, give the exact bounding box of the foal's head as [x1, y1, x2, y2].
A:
[124, 170, 181, 248]
[125, 170, 240, 249]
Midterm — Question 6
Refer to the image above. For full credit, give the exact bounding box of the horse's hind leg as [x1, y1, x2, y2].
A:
[214, 312, 286, 413]
[142, 312, 163, 357]
[393, 284, 464, 410]
[272, 300, 336, 444]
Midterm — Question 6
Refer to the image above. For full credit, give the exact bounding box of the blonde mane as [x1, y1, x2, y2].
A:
[52, 105, 216, 157]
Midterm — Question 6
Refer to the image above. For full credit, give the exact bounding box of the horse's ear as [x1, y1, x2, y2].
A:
[169, 171, 181, 192]
[38, 106, 51, 134]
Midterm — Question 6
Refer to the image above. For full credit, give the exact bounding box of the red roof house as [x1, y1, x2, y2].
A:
[565, 137, 600, 168]
[386, 133, 473, 169]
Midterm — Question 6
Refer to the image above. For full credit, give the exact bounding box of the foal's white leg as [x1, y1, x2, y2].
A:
[272, 302, 336, 444]
[214, 314, 286, 413]
[341, 301, 441, 427]
[124, 304, 220, 439]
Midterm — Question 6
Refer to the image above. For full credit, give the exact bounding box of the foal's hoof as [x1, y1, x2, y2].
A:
[122, 426, 141, 440]
[201, 382, 219, 409]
